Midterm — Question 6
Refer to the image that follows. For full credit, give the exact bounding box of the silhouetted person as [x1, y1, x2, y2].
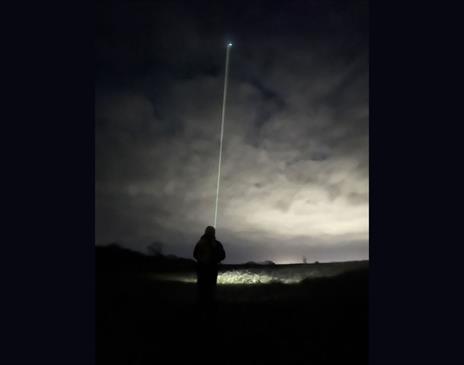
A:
[193, 226, 225, 313]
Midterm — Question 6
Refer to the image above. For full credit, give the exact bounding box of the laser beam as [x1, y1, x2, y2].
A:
[214, 43, 232, 228]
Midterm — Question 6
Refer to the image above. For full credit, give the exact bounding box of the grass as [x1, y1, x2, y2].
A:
[97, 267, 367, 364]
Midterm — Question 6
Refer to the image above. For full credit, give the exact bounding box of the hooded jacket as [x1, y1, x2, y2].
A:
[193, 233, 226, 265]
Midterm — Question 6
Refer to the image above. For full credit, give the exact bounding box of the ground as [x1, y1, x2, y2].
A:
[97, 263, 367, 365]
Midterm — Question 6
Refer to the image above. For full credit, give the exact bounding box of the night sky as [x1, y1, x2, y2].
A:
[96, 0, 369, 263]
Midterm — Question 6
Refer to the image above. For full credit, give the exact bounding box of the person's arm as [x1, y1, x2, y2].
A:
[216, 241, 226, 262]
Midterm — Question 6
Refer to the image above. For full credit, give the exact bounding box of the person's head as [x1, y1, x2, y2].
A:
[204, 226, 216, 239]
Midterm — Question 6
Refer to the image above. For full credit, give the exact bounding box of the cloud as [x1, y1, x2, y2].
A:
[95, 0, 368, 263]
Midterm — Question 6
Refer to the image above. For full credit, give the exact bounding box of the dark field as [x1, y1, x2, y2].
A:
[97, 252, 367, 365]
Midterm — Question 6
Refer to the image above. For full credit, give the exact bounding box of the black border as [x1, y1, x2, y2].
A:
[370, 1, 464, 364]
[2, 1, 95, 364]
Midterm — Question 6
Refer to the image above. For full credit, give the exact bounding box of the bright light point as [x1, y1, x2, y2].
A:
[227, 43, 232, 47]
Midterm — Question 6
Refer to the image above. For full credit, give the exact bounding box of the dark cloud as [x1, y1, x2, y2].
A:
[96, 0, 369, 263]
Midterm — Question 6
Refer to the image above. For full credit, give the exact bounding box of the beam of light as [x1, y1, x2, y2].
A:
[214, 43, 232, 228]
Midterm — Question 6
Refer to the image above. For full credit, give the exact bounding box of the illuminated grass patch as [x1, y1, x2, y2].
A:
[150, 270, 306, 285]
[217, 270, 299, 284]
[147, 262, 368, 285]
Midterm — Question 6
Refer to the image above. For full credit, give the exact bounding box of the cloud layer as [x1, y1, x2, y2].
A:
[96, 0, 369, 263]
